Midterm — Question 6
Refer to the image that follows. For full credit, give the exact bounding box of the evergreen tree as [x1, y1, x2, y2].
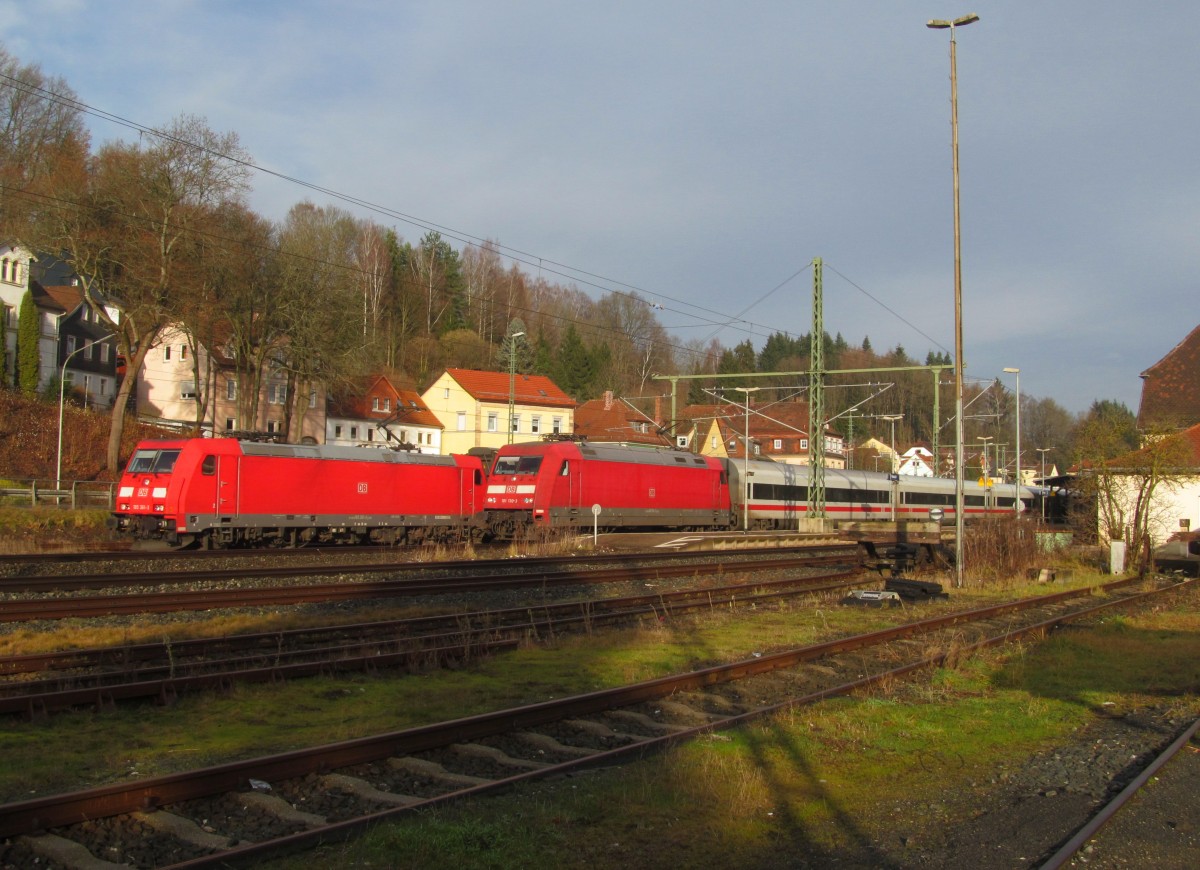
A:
[495, 319, 534, 375]
[554, 324, 595, 399]
[17, 290, 40, 394]
[861, 336, 873, 353]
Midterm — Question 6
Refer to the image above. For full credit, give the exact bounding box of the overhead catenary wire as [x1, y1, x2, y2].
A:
[0, 69, 956, 369]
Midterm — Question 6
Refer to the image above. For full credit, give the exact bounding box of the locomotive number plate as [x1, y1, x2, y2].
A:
[357, 482, 368, 494]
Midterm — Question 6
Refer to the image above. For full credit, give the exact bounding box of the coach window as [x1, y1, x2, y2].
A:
[201, 455, 216, 475]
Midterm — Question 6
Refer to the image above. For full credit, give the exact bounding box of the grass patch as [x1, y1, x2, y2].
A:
[259, 587, 1200, 870]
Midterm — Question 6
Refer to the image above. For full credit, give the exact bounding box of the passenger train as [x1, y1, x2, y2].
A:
[112, 437, 1039, 549]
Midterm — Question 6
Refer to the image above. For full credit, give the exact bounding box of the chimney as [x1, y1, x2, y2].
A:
[604, 390, 613, 410]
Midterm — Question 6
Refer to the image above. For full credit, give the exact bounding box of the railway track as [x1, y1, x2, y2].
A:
[1039, 715, 1200, 868]
[0, 568, 860, 719]
[0, 547, 858, 621]
[0, 575, 1186, 869]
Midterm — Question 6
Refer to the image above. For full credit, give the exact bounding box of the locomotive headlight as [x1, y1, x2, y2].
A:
[154, 504, 165, 512]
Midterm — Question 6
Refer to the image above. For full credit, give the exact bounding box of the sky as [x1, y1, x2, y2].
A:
[2, 1, 1197, 414]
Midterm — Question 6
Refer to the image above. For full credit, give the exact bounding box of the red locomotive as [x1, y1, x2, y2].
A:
[481, 441, 733, 539]
[113, 439, 485, 548]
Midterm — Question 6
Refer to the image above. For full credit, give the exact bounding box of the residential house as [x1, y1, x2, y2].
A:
[573, 391, 672, 446]
[1101, 423, 1200, 547]
[897, 446, 936, 478]
[1137, 323, 1200, 432]
[421, 368, 575, 454]
[39, 283, 119, 408]
[0, 244, 32, 384]
[326, 374, 443, 453]
[1, 245, 118, 400]
[135, 324, 326, 442]
[675, 400, 845, 467]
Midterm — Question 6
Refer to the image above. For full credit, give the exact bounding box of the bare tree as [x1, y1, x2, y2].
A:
[37, 115, 251, 468]
[0, 45, 90, 235]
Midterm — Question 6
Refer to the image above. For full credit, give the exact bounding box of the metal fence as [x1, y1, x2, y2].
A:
[0, 479, 115, 510]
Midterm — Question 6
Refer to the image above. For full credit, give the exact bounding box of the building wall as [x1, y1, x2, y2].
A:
[137, 325, 326, 442]
[422, 371, 573, 455]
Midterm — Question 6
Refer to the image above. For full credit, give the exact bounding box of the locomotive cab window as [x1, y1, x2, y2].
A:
[128, 449, 181, 474]
[201, 455, 216, 476]
[559, 461, 570, 476]
[492, 455, 544, 476]
[152, 451, 181, 473]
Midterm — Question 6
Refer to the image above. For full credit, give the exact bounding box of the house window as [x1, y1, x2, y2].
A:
[349, 426, 358, 440]
[487, 412, 498, 432]
[269, 384, 287, 405]
[181, 382, 197, 400]
[511, 414, 520, 433]
[226, 380, 237, 400]
[754, 444, 761, 455]
[163, 345, 171, 361]
[267, 420, 280, 434]
[98, 379, 107, 396]
[66, 335, 76, 355]
[180, 345, 188, 361]
[83, 340, 93, 360]
[531, 416, 541, 434]
[444, 387, 450, 399]
[334, 425, 343, 438]
[372, 398, 380, 411]
[383, 398, 390, 412]
[711, 436, 718, 449]
[552, 416, 562, 434]
[457, 412, 466, 431]
[225, 418, 235, 431]
[774, 439, 782, 450]
[800, 439, 809, 450]
[309, 390, 317, 409]
[367, 429, 374, 442]
[100, 343, 110, 363]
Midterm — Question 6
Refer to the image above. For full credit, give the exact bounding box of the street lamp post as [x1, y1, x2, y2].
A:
[927, 12, 979, 587]
[1004, 367, 1021, 514]
[881, 414, 903, 521]
[507, 331, 525, 444]
[57, 337, 110, 493]
[734, 387, 760, 533]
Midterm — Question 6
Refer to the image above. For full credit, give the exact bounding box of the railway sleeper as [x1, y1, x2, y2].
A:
[387, 756, 491, 789]
[238, 791, 326, 828]
[604, 709, 691, 735]
[511, 731, 602, 759]
[451, 742, 552, 772]
[131, 809, 231, 850]
[321, 773, 422, 807]
[18, 832, 129, 870]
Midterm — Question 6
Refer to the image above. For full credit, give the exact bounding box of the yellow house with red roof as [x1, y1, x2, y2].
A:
[421, 368, 575, 454]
